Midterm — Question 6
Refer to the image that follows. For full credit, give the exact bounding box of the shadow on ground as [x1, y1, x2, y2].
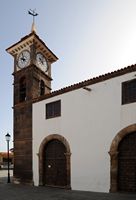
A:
[0, 170, 136, 200]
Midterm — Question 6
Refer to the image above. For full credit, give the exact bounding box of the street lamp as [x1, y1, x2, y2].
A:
[5, 133, 11, 183]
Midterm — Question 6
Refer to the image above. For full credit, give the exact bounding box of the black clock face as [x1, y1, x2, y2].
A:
[18, 50, 30, 68]
[36, 53, 48, 72]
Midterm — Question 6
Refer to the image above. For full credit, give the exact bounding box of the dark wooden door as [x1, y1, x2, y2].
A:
[43, 139, 67, 187]
[118, 132, 136, 192]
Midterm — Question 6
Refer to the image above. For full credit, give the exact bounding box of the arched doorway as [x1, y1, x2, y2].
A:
[118, 131, 136, 192]
[44, 139, 67, 186]
[39, 134, 71, 189]
[109, 124, 136, 192]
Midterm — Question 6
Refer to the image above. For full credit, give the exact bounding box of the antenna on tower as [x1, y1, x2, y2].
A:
[28, 9, 38, 33]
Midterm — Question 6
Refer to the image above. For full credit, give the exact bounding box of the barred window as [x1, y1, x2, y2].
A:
[122, 79, 136, 104]
[46, 100, 61, 119]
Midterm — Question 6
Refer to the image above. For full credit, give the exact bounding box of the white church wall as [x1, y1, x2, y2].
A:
[33, 71, 136, 192]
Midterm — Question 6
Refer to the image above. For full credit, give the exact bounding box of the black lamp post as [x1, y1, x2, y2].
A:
[5, 133, 11, 183]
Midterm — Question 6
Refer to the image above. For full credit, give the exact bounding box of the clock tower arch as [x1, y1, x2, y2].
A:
[6, 27, 58, 184]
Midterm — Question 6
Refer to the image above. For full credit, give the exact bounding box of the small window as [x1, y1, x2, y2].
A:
[19, 77, 26, 102]
[122, 79, 136, 104]
[46, 100, 61, 119]
[40, 80, 45, 96]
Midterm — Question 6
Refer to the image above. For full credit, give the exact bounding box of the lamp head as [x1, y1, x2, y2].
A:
[5, 133, 11, 142]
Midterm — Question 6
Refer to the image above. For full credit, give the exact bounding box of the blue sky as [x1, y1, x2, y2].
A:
[1, 0, 136, 151]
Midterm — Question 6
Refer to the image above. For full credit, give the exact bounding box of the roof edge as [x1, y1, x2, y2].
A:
[33, 64, 136, 103]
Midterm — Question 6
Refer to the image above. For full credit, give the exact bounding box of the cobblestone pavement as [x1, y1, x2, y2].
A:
[0, 171, 136, 200]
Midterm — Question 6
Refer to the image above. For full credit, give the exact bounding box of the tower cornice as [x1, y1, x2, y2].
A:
[6, 32, 58, 63]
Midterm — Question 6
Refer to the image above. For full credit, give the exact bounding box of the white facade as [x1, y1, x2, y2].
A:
[32, 70, 136, 192]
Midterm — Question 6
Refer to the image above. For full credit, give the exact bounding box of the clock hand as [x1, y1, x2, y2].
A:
[21, 53, 25, 59]
[20, 52, 25, 61]
[21, 57, 26, 62]
[22, 52, 28, 61]
[39, 57, 43, 64]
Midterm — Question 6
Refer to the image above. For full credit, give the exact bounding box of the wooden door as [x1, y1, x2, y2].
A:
[43, 139, 67, 187]
[118, 132, 136, 192]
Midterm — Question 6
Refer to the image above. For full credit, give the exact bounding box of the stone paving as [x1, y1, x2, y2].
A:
[0, 170, 136, 200]
[0, 169, 13, 184]
[0, 184, 136, 200]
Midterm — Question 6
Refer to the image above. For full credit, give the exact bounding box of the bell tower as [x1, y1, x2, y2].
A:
[6, 21, 58, 184]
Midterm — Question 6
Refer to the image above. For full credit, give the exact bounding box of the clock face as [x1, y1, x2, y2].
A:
[18, 50, 30, 68]
[36, 53, 48, 72]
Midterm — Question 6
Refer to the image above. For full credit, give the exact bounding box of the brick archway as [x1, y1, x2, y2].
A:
[39, 134, 71, 189]
[109, 124, 136, 192]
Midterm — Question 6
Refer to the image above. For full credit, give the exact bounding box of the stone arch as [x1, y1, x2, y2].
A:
[39, 134, 71, 189]
[109, 124, 136, 192]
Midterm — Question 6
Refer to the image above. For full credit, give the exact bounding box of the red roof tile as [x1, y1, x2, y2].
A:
[33, 64, 136, 103]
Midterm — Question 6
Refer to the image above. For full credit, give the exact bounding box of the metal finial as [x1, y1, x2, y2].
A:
[28, 9, 38, 33]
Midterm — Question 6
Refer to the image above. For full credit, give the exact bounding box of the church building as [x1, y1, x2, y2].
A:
[6, 22, 136, 193]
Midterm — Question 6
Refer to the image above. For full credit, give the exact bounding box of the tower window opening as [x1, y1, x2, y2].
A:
[19, 77, 26, 102]
[40, 80, 45, 96]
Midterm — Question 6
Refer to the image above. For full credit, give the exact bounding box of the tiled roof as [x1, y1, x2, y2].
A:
[0, 152, 13, 158]
[33, 64, 136, 103]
